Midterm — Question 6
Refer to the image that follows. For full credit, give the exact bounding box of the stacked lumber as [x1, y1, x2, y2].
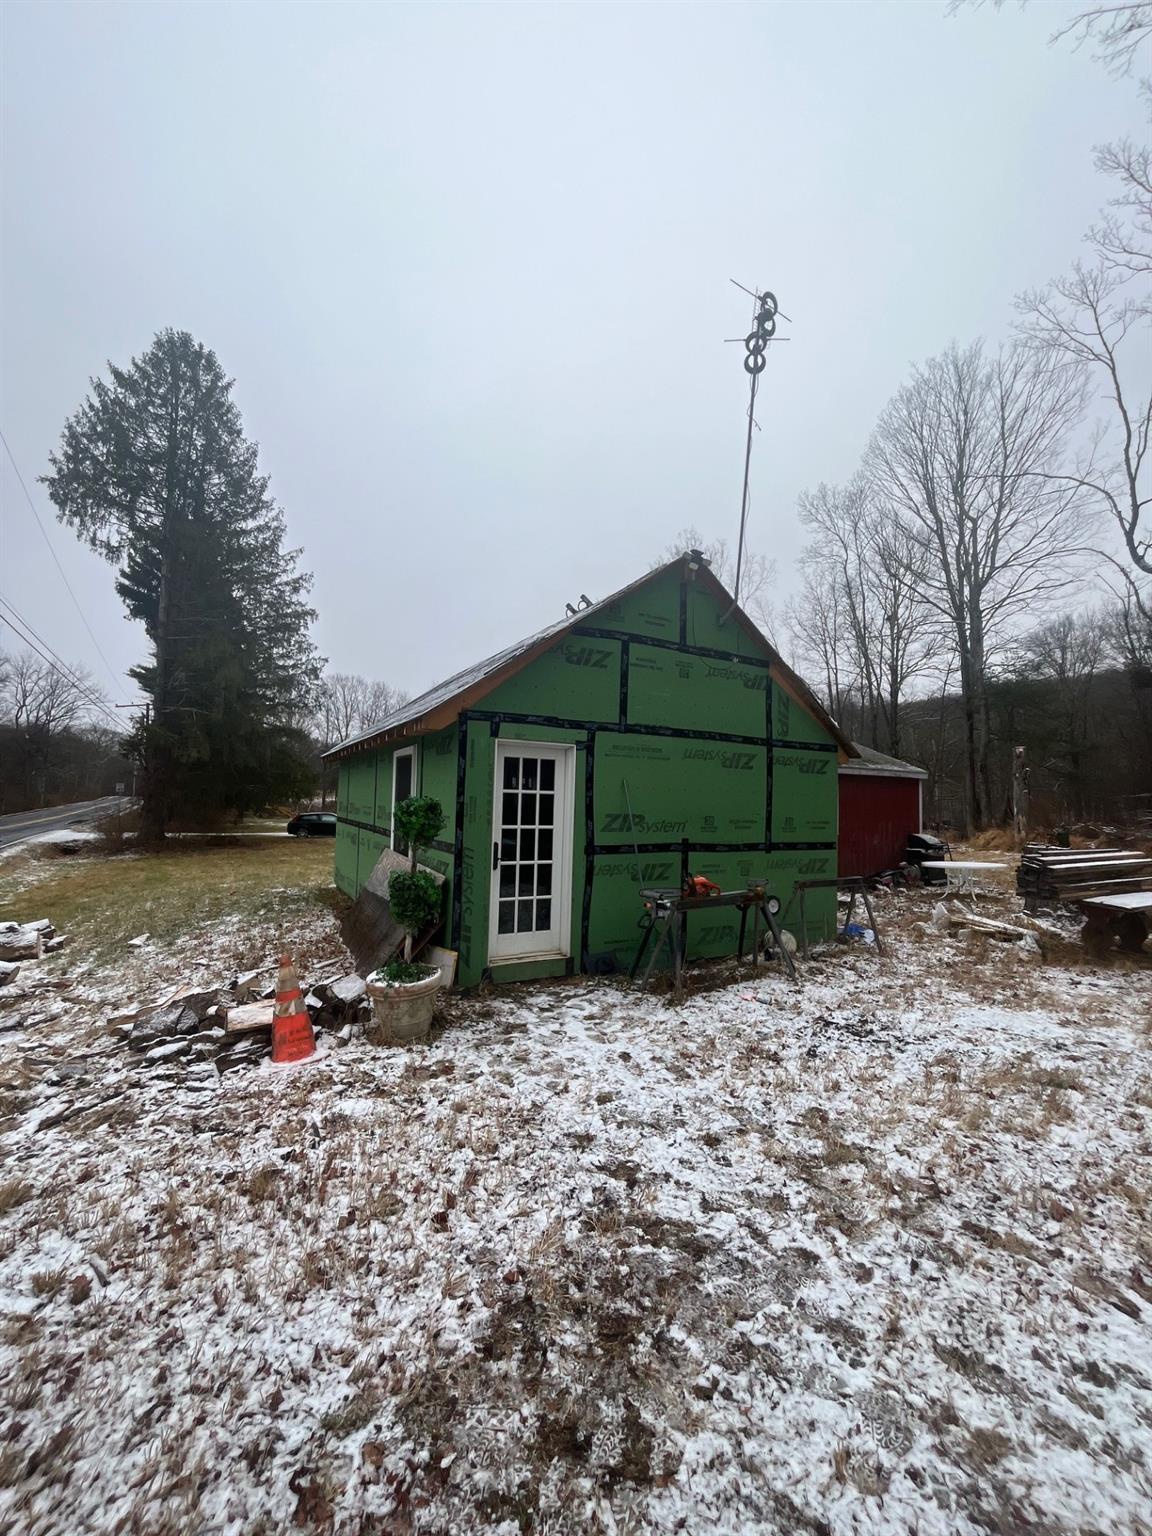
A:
[1017, 846, 1152, 910]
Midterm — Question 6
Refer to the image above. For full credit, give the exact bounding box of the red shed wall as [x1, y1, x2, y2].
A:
[838, 774, 921, 877]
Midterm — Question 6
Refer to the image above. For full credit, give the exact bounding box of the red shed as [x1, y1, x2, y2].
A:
[838, 743, 927, 878]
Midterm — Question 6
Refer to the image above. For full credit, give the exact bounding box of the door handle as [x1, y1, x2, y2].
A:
[492, 841, 499, 870]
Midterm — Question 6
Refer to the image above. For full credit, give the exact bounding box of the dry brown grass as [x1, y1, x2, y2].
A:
[0, 1178, 34, 1215]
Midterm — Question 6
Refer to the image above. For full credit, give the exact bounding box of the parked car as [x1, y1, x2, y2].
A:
[287, 811, 337, 837]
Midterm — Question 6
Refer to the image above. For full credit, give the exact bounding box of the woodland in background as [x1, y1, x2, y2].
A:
[783, 3, 1150, 834]
[0, 648, 133, 814]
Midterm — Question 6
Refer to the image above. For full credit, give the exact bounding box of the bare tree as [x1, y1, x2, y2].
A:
[316, 672, 408, 749]
[960, 2, 1152, 75]
[869, 341, 1090, 829]
[1048, 2, 1152, 76]
[796, 480, 940, 756]
[2, 650, 99, 732]
[1019, 265, 1151, 593]
[1013, 610, 1110, 818]
[1107, 582, 1152, 679]
[783, 565, 858, 725]
[312, 671, 409, 806]
[0, 649, 108, 807]
[1091, 123, 1152, 281]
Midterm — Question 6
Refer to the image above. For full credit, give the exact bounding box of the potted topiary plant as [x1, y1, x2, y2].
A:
[365, 794, 446, 1044]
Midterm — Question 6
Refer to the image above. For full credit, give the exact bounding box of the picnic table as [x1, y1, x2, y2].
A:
[1077, 891, 1152, 954]
[921, 860, 1007, 897]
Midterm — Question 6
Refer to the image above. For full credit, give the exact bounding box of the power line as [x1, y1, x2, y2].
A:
[0, 594, 122, 723]
[0, 424, 123, 692]
[0, 597, 125, 732]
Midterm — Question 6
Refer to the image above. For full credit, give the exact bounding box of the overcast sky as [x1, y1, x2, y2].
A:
[1, 0, 1145, 710]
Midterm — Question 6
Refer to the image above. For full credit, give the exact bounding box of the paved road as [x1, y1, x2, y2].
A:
[0, 796, 135, 851]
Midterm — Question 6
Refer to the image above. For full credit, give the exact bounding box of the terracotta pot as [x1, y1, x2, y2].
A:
[365, 966, 443, 1045]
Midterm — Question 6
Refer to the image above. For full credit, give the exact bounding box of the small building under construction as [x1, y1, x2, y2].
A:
[325, 553, 855, 987]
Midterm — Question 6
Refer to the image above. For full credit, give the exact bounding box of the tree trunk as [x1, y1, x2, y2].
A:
[969, 618, 992, 831]
[139, 559, 171, 845]
[956, 644, 980, 835]
[1011, 746, 1028, 840]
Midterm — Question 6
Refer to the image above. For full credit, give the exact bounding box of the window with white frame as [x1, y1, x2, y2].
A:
[391, 746, 418, 852]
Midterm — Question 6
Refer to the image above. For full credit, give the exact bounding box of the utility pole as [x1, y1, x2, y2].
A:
[115, 701, 150, 800]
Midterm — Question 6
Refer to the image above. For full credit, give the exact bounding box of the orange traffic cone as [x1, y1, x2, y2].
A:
[272, 953, 316, 1063]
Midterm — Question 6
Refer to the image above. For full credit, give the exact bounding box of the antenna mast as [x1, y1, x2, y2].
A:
[728, 283, 783, 611]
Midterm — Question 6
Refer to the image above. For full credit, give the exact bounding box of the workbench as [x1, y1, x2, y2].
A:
[630, 882, 797, 996]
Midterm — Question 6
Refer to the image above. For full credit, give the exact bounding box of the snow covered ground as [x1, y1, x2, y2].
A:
[1, 879, 1150, 1535]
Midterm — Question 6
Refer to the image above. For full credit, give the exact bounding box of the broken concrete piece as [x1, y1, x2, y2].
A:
[0, 962, 19, 987]
[23, 919, 54, 937]
[44, 936, 67, 953]
[124, 986, 216, 1052]
[233, 968, 264, 1002]
[0, 930, 42, 962]
[143, 1038, 192, 1062]
[225, 1000, 275, 1034]
[127, 934, 150, 948]
[328, 973, 367, 1009]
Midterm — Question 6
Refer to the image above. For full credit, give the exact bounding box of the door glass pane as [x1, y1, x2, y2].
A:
[394, 755, 413, 802]
[538, 828, 553, 861]
[540, 759, 555, 791]
[520, 792, 536, 825]
[499, 867, 516, 898]
[535, 899, 551, 930]
[501, 831, 517, 861]
[394, 756, 415, 852]
[522, 758, 538, 791]
[538, 794, 553, 826]
[517, 899, 533, 931]
[518, 866, 534, 896]
[519, 829, 535, 861]
[537, 864, 552, 896]
[503, 757, 520, 790]
[498, 901, 515, 934]
[502, 792, 519, 826]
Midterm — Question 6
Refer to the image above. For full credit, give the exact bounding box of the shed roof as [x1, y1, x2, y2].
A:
[839, 742, 928, 780]
[323, 554, 857, 762]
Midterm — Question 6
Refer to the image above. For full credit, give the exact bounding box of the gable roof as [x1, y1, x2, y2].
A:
[323, 554, 856, 761]
[839, 742, 928, 779]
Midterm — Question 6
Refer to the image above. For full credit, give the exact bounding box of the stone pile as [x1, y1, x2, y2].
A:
[110, 966, 371, 1079]
[0, 918, 68, 967]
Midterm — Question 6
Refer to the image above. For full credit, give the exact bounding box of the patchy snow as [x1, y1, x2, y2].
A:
[0, 827, 100, 860]
[0, 885, 1149, 1535]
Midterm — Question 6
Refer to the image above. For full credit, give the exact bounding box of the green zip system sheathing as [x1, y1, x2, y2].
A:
[335, 564, 838, 988]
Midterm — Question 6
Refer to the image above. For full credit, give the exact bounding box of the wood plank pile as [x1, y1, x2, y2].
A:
[1017, 845, 1152, 910]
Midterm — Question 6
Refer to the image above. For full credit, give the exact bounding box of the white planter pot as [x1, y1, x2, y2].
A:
[365, 966, 443, 1045]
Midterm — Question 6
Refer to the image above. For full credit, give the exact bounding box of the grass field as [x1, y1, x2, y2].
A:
[0, 834, 338, 968]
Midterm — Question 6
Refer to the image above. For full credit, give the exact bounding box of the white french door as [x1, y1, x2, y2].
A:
[488, 742, 574, 963]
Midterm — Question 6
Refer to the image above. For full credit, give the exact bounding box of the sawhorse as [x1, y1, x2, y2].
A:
[630, 882, 798, 997]
[794, 876, 883, 960]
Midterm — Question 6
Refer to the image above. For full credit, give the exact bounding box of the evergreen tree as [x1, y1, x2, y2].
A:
[43, 329, 321, 839]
